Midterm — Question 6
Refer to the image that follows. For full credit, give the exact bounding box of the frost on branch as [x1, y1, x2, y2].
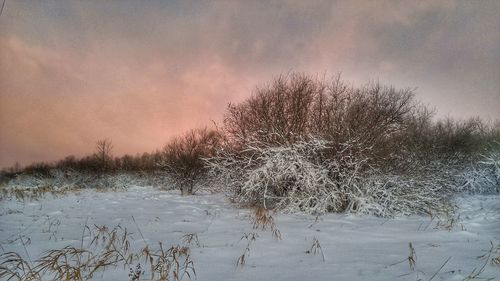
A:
[206, 137, 448, 216]
[206, 138, 334, 213]
[206, 136, 499, 217]
[459, 149, 500, 194]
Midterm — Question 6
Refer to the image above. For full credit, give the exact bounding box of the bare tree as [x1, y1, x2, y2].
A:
[223, 72, 420, 162]
[159, 128, 221, 195]
[224, 73, 320, 145]
[95, 139, 113, 172]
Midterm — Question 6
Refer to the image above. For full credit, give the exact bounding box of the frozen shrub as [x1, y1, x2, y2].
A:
[208, 138, 393, 215]
[206, 135, 494, 217]
[207, 138, 330, 212]
[459, 148, 500, 194]
[349, 174, 454, 217]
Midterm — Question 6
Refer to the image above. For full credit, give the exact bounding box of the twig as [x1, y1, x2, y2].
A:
[80, 216, 89, 249]
[131, 215, 147, 246]
[428, 256, 451, 281]
[19, 235, 33, 267]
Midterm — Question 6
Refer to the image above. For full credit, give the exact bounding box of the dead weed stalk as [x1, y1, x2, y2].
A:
[236, 232, 259, 268]
[252, 207, 281, 240]
[0, 222, 196, 281]
[305, 237, 325, 262]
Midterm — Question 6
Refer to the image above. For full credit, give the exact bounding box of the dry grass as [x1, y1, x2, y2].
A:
[0, 252, 40, 281]
[0, 223, 196, 281]
[251, 207, 281, 240]
[181, 233, 200, 248]
[128, 263, 143, 281]
[0, 171, 158, 202]
[476, 241, 500, 270]
[387, 242, 418, 273]
[141, 242, 195, 281]
[236, 207, 284, 268]
[428, 256, 452, 281]
[0, 185, 81, 202]
[463, 259, 495, 281]
[387, 242, 498, 280]
[492, 255, 500, 267]
[305, 237, 325, 262]
[236, 232, 259, 268]
[434, 212, 465, 232]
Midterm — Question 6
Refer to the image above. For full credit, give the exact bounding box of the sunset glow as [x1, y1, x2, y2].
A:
[1, 0, 499, 168]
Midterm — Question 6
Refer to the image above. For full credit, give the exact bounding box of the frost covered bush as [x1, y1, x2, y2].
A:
[458, 149, 500, 194]
[207, 138, 346, 213]
[206, 137, 454, 216]
[350, 174, 454, 217]
[209, 72, 500, 216]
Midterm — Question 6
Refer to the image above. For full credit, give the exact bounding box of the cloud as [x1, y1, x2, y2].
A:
[0, 35, 253, 167]
[0, 0, 499, 167]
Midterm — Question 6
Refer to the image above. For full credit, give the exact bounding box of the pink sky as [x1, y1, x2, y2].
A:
[1, 0, 499, 168]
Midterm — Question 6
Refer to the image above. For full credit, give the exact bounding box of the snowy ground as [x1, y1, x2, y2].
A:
[0, 186, 498, 280]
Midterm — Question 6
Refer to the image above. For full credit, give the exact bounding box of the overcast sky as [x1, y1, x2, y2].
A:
[1, 0, 499, 168]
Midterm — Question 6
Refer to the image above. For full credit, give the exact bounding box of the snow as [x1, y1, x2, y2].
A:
[0, 186, 498, 280]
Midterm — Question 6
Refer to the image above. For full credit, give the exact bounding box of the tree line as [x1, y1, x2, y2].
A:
[2, 73, 499, 197]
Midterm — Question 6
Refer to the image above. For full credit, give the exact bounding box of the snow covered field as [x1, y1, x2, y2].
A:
[0, 186, 498, 280]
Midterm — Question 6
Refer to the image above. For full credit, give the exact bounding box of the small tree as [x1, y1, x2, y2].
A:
[94, 139, 113, 172]
[159, 128, 221, 195]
